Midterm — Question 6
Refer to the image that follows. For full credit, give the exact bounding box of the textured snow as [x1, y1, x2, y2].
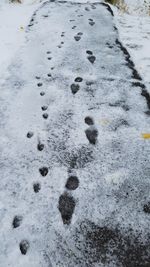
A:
[0, 0, 150, 266]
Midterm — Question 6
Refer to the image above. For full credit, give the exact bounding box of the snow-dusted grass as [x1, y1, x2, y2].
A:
[0, 0, 42, 80]
[109, 1, 150, 89]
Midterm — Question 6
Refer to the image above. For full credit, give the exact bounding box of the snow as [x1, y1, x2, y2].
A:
[111, 1, 150, 89]
[0, 0, 150, 266]
[0, 0, 42, 80]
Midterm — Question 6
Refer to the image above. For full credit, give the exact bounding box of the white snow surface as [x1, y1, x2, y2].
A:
[0, 0, 150, 267]
[111, 0, 150, 88]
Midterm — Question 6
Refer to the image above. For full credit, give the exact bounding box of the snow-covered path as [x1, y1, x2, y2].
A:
[0, 1, 150, 266]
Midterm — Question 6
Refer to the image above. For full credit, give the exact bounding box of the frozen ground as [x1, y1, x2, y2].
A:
[0, 1, 150, 267]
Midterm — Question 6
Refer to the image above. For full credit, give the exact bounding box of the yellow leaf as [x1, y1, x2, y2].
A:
[142, 133, 150, 139]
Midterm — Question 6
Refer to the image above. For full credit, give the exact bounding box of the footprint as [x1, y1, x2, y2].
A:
[58, 193, 76, 225]
[37, 143, 44, 151]
[75, 77, 83, 82]
[65, 176, 79, 190]
[87, 55, 96, 64]
[47, 73, 51, 77]
[86, 50, 93, 55]
[27, 131, 34, 138]
[43, 113, 48, 119]
[72, 26, 76, 29]
[19, 240, 30, 255]
[85, 126, 98, 144]
[37, 82, 43, 87]
[74, 35, 81, 41]
[35, 76, 41, 80]
[39, 167, 48, 177]
[41, 105, 48, 111]
[12, 215, 23, 228]
[89, 21, 95, 26]
[58, 45, 62, 48]
[71, 83, 80, 94]
[40, 91, 45, 96]
[91, 5, 96, 9]
[85, 7, 90, 11]
[143, 202, 150, 214]
[47, 51, 51, 54]
[77, 32, 83, 36]
[47, 57, 52, 60]
[33, 182, 41, 193]
[85, 116, 94, 125]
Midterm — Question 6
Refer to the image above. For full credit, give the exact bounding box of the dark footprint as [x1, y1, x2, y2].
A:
[41, 105, 48, 111]
[85, 127, 98, 144]
[12, 215, 23, 228]
[65, 176, 79, 190]
[89, 21, 95, 26]
[47, 73, 51, 77]
[85, 7, 90, 11]
[40, 91, 45, 96]
[77, 32, 83, 36]
[87, 55, 96, 64]
[37, 143, 44, 151]
[37, 82, 43, 87]
[20, 240, 30, 255]
[143, 202, 150, 214]
[86, 50, 93, 55]
[75, 77, 83, 82]
[47, 51, 51, 54]
[85, 116, 94, 125]
[39, 167, 48, 177]
[58, 45, 62, 48]
[58, 193, 76, 225]
[72, 26, 76, 29]
[43, 113, 48, 119]
[71, 83, 80, 94]
[47, 57, 52, 60]
[35, 76, 41, 80]
[27, 131, 34, 138]
[33, 182, 41, 193]
[74, 35, 81, 41]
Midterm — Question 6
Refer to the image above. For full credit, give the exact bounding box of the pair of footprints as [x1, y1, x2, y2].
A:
[58, 117, 98, 225]
[70, 51, 96, 95]
[58, 175, 79, 225]
[58, 32, 65, 48]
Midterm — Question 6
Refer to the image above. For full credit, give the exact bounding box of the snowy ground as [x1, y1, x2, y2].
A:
[0, 0, 150, 267]
[111, 1, 150, 90]
[0, 0, 42, 80]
